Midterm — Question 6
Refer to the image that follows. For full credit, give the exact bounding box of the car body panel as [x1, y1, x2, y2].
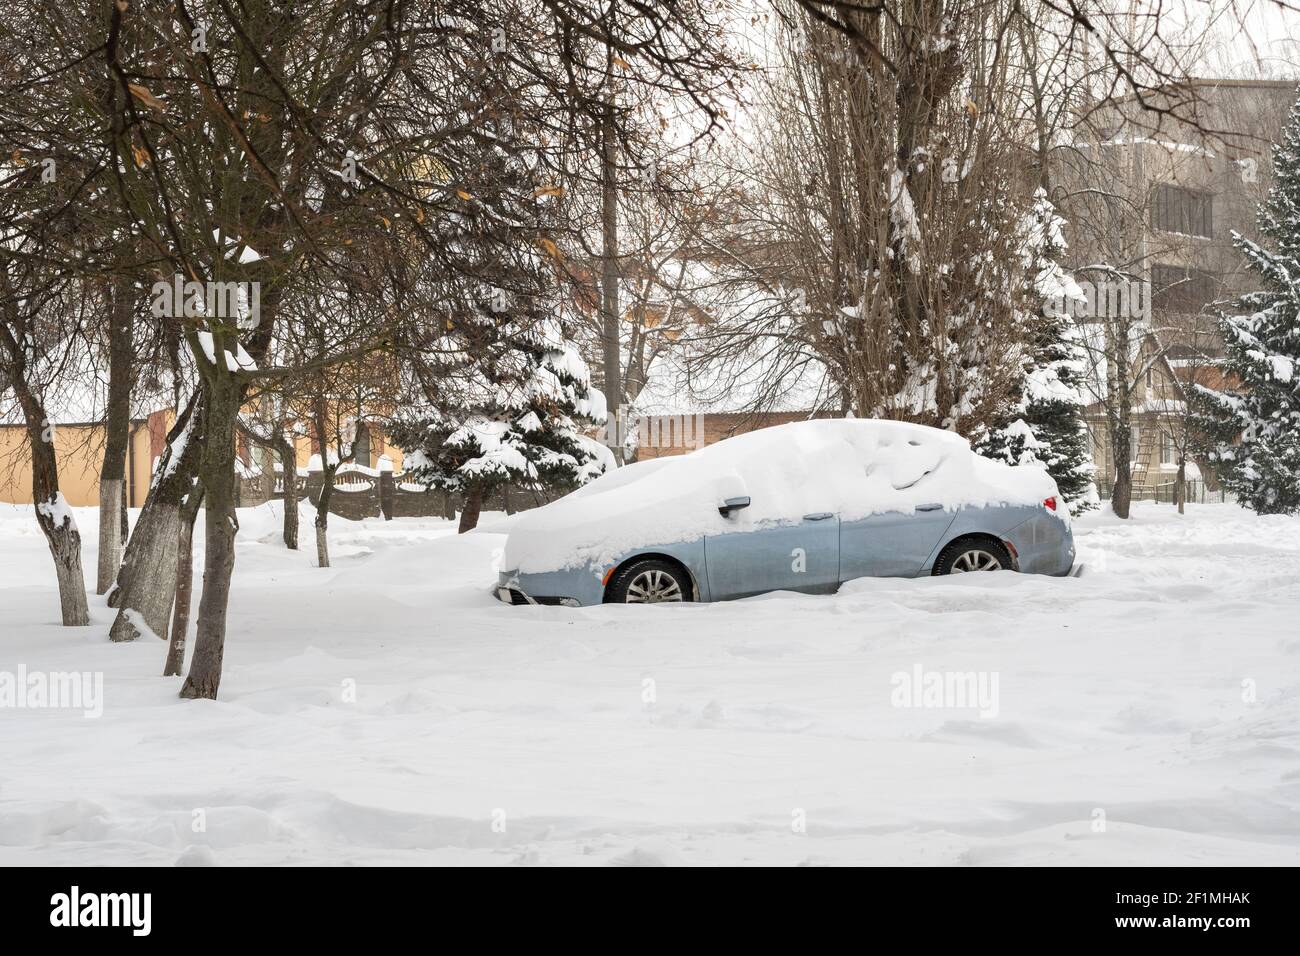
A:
[840, 506, 958, 579]
[915, 503, 1074, 576]
[1001, 511, 1076, 576]
[498, 538, 708, 606]
[705, 515, 841, 600]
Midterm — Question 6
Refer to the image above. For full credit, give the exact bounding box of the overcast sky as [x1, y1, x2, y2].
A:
[1164, 0, 1300, 76]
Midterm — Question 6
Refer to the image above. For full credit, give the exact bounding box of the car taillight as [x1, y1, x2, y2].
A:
[1043, 496, 1057, 511]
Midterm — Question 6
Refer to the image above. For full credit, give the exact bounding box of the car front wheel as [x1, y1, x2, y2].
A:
[933, 539, 1012, 575]
[604, 559, 692, 604]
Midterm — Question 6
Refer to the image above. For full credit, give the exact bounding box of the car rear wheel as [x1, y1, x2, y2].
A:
[605, 559, 692, 604]
[933, 539, 1011, 575]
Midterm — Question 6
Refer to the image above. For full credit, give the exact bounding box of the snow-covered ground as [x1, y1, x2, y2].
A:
[1, 499, 1297, 866]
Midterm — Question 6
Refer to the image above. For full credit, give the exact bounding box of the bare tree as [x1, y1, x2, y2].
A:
[682, 1, 1049, 436]
[0, 267, 90, 626]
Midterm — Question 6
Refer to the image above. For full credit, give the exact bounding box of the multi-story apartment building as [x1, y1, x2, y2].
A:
[1057, 78, 1299, 500]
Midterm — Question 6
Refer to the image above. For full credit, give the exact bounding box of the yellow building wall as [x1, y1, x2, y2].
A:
[130, 419, 159, 506]
[0, 415, 172, 508]
[0, 409, 407, 508]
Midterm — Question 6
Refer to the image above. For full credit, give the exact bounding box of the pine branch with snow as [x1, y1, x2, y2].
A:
[973, 190, 1098, 515]
[1196, 95, 1300, 514]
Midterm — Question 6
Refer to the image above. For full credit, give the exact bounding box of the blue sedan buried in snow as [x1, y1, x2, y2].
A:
[494, 419, 1075, 607]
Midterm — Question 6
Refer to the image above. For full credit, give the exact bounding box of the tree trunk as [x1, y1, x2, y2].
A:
[0, 342, 90, 625]
[315, 518, 330, 568]
[1107, 115, 1144, 520]
[109, 394, 203, 642]
[34, 478, 89, 629]
[458, 486, 484, 534]
[600, 101, 623, 462]
[98, 279, 134, 594]
[97, 479, 125, 596]
[1111, 464, 1132, 518]
[278, 439, 299, 549]
[314, 471, 333, 568]
[1107, 316, 1133, 520]
[181, 376, 241, 700]
[310, 402, 338, 568]
[260, 444, 275, 502]
[1110, 420, 1132, 519]
[164, 483, 204, 677]
[45, 513, 90, 626]
[109, 508, 179, 641]
[1176, 459, 1186, 515]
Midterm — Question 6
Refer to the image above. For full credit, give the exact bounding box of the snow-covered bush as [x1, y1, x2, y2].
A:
[973, 190, 1098, 516]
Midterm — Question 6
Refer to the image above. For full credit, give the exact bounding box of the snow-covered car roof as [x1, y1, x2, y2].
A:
[503, 419, 1058, 574]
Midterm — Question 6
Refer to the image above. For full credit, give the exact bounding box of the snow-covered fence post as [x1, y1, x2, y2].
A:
[305, 455, 324, 511]
[378, 455, 395, 521]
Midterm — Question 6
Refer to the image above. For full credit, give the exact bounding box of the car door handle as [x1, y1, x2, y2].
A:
[803, 512, 835, 521]
[915, 503, 944, 512]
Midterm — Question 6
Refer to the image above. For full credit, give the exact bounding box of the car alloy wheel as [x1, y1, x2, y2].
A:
[950, 548, 1003, 572]
[625, 568, 684, 603]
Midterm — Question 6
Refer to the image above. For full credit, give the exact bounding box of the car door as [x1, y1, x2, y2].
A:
[839, 504, 958, 581]
[705, 513, 840, 600]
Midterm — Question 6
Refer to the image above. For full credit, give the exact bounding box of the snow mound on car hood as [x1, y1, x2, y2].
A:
[503, 419, 1058, 574]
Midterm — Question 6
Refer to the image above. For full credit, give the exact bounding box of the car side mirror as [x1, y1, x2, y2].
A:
[719, 496, 751, 517]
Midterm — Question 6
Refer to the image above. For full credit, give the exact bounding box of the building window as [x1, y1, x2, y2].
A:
[1151, 184, 1213, 238]
[1151, 264, 1217, 314]
[1160, 431, 1174, 465]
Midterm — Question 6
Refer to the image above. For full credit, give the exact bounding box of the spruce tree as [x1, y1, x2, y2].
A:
[973, 190, 1099, 515]
[1196, 95, 1300, 515]
[387, 321, 613, 533]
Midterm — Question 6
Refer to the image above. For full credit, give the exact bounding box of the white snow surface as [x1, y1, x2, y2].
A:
[1, 499, 1298, 866]
[504, 419, 1058, 575]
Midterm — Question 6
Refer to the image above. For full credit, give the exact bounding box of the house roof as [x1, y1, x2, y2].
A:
[1103, 77, 1299, 108]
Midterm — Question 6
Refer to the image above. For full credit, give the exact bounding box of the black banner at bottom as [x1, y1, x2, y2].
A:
[0, 865, 1288, 943]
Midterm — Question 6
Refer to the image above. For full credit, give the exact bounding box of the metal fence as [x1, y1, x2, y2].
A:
[1096, 478, 1233, 505]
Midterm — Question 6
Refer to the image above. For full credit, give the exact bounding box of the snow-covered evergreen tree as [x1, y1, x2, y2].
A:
[973, 190, 1099, 515]
[1196, 95, 1300, 515]
[388, 321, 613, 532]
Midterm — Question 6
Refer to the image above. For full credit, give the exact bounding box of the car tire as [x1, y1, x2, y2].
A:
[932, 538, 1012, 575]
[604, 559, 693, 604]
